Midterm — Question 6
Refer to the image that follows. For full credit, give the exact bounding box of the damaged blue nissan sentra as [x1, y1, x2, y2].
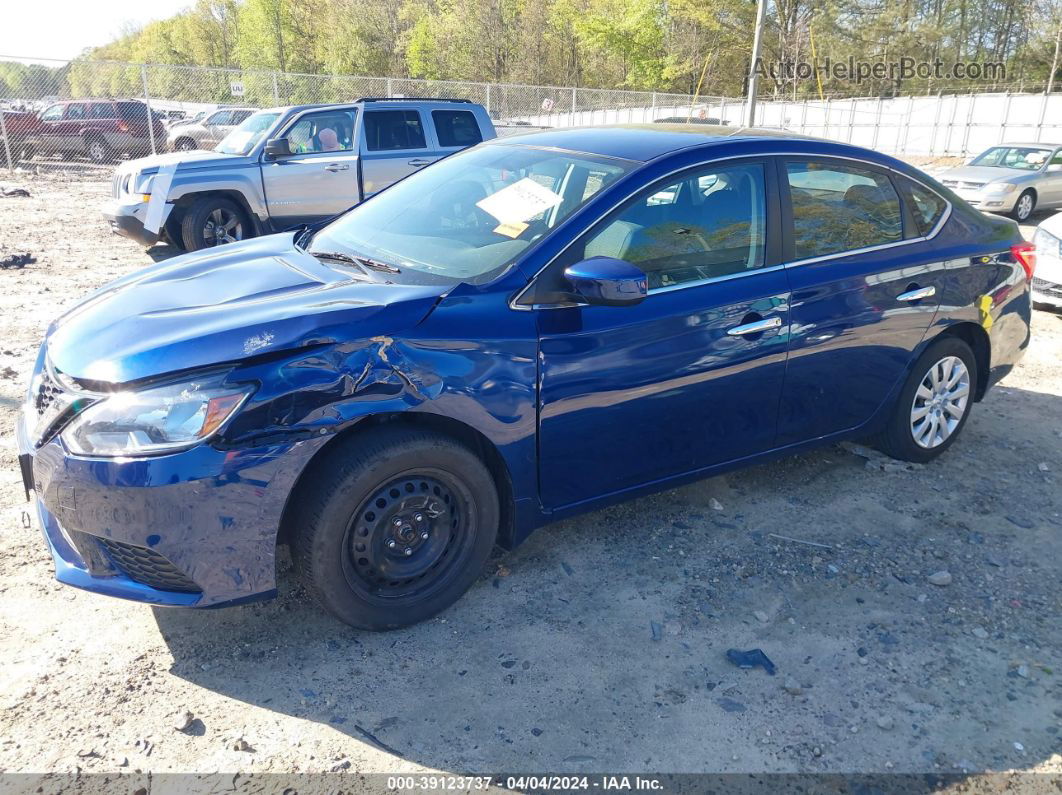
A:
[18, 125, 1033, 629]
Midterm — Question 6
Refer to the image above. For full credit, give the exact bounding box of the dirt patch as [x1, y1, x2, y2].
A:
[0, 173, 1059, 779]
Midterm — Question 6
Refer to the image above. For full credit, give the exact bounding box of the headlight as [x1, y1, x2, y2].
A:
[61, 373, 253, 457]
[1034, 226, 1062, 256]
[983, 182, 1016, 195]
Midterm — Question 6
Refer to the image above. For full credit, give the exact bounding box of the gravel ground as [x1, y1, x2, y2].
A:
[0, 171, 1059, 782]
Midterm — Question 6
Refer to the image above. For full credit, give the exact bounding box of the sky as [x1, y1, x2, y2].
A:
[1, 0, 192, 63]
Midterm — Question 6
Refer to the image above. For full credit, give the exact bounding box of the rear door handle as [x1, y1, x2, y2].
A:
[408, 158, 432, 167]
[896, 286, 936, 302]
[726, 316, 783, 337]
[324, 163, 349, 172]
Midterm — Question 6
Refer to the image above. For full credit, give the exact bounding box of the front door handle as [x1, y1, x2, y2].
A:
[324, 163, 349, 172]
[896, 285, 936, 302]
[408, 158, 432, 167]
[726, 315, 783, 337]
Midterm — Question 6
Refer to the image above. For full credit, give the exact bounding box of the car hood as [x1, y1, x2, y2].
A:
[117, 149, 256, 176]
[46, 234, 450, 384]
[938, 165, 1034, 184]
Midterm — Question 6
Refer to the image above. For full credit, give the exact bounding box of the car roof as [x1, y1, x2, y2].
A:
[984, 142, 1062, 148]
[264, 99, 481, 114]
[485, 123, 830, 163]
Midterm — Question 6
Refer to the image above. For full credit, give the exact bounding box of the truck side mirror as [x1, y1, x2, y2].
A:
[264, 138, 292, 159]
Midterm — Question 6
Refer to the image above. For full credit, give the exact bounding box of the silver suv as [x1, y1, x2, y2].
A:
[103, 98, 496, 250]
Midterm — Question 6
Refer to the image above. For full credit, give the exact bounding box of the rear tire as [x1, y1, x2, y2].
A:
[180, 196, 249, 251]
[291, 426, 499, 630]
[873, 336, 977, 463]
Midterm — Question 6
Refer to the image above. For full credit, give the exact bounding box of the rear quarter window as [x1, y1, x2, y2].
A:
[432, 110, 482, 147]
[899, 178, 948, 237]
[117, 103, 148, 120]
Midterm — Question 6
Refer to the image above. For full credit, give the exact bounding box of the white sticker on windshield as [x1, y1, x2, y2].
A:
[475, 177, 564, 225]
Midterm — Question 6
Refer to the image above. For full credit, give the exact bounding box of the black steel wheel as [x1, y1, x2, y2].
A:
[291, 426, 499, 630]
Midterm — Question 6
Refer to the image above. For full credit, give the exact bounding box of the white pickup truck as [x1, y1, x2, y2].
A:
[102, 98, 496, 250]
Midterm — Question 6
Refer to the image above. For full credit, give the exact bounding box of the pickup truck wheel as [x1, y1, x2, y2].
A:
[85, 136, 113, 164]
[180, 197, 248, 251]
[291, 427, 499, 630]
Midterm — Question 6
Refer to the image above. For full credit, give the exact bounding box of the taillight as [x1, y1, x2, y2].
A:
[117, 120, 129, 133]
[1011, 242, 1036, 278]
[1011, 242, 1035, 280]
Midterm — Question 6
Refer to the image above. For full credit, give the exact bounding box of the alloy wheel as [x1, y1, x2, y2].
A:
[910, 355, 970, 449]
[1015, 193, 1034, 221]
[203, 207, 243, 246]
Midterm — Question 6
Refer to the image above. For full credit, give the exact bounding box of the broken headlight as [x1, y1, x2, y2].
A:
[61, 373, 253, 457]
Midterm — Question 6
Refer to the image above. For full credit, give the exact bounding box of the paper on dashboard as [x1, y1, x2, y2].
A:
[476, 177, 564, 225]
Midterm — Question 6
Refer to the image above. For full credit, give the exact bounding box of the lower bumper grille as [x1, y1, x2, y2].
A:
[97, 538, 201, 593]
[1032, 277, 1062, 299]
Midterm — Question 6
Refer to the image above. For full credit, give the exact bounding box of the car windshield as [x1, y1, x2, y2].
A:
[308, 144, 633, 283]
[970, 146, 1052, 171]
[215, 111, 280, 155]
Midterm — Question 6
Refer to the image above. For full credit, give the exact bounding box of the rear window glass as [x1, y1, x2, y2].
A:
[786, 160, 902, 260]
[432, 110, 482, 147]
[364, 110, 426, 151]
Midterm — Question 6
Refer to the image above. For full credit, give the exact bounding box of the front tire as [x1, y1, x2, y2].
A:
[291, 427, 500, 630]
[1011, 190, 1035, 222]
[174, 137, 197, 151]
[180, 196, 248, 251]
[874, 337, 977, 463]
[85, 135, 112, 164]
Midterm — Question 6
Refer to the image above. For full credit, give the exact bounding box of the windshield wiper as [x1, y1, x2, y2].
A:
[310, 250, 401, 274]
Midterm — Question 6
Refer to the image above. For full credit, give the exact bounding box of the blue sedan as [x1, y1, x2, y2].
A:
[18, 125, 1033, 629]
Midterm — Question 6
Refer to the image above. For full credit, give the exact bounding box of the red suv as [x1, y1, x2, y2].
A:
[30, 100, 165, 163]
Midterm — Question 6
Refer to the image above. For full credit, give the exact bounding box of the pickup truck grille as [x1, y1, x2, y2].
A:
[112, 173, 132, 197]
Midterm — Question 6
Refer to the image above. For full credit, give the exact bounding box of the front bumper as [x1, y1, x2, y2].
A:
[1032, 249, 1062, 308]
[950, 190, 1019, 214]
[101, 197, 171, 247]
[17, 409, 327, 608]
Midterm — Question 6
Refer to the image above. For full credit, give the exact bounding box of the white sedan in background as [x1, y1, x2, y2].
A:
[1033, 214, 1062, 309]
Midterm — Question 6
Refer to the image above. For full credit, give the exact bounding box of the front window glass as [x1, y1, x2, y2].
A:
[285, 110, 356, 154]
[309, 144, 632, 283]
[970, 146, 1051, 171]
[215, 111, 280, 155]
[579, 162, 767, 290]
[40, 104, 63, 122]
[786, 160, 902, 260]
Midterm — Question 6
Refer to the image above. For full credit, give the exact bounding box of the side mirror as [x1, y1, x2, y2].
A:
[263, 137, 292, 159]
[564, 256, 647, 307]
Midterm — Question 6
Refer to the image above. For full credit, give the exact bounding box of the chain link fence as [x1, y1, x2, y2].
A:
[3, 54, 1062, 173]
